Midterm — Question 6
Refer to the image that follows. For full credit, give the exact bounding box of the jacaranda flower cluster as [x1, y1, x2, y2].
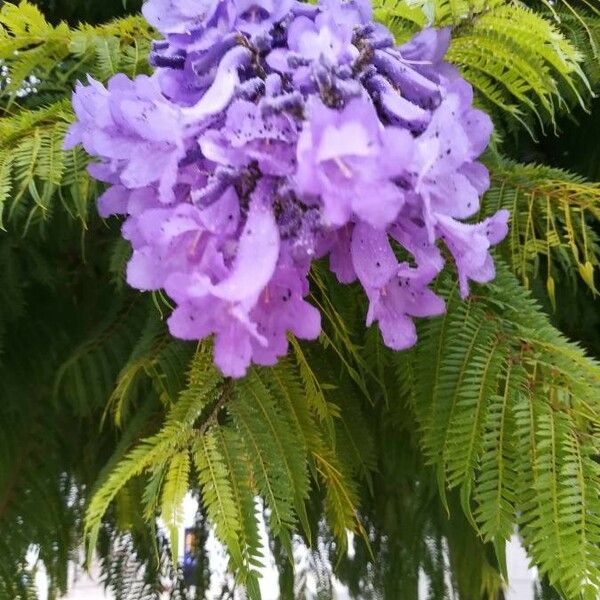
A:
[66, 0, 509, 377]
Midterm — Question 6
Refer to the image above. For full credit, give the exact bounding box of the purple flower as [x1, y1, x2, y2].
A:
[200, 99, 299, 176]
[166, 191, 279, 376]
[180, 46, 253, 123]
[127, 203, 214, 291]
[437, 210, 510, 298]
[320, 0, 372, 26]
[287, 12, 358, 66]
[250, 263, 321, 366]
[296, 96, 414, 229]
[65, 75, 185, 202]
[406, 88, 494, 245]
[351, 223, 445, 349]
[66, 0, 508, 376]
[326, 225, 356, 284]
[143, 0, 228, 34]
[234, 0, 296, 36]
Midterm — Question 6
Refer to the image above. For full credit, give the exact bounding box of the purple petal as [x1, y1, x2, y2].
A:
[210, 191, 280, 302]
[97, 185, 130, 218]
[351, 223, 398, 289]
[214, 323, 253, 378]
[182, 47, 251, 123]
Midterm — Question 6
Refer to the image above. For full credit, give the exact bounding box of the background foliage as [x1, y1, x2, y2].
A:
[0, 0, 600, 599]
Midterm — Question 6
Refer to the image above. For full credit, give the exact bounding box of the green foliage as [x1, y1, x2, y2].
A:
[0, 0, 600, 599]
[0, 1, 156, 232]
[83, 342, 362, 598]
[483, 155, 600, 301]
[404, 266, 600, 598]
[0, 101, 88, 229]
[375, 0, 590, 134]
[0, 1, 153, 96]
[97, 530, 189, 600]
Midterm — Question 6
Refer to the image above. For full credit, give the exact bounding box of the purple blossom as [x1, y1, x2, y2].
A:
[250, 263, 321, 366]
[142, 0, 229, 35]
[64, 74, 185, 202]
[234, 0, 296, 36]
[287, 12, 358, 66]
[351, 222, 445, 350]
[296, 96, 414, 229]
[200, 99, 299, 176]
[66, 0, 508, 377]
[437, 210, 510, 298]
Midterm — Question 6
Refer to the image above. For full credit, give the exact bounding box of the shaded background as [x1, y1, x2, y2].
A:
[15, 0, 142, 24]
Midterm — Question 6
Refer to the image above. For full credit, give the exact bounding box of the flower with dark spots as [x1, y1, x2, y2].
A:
[66, 0, 507, 377]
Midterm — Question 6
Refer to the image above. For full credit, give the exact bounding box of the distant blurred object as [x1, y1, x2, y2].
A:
[183, 528, 200, 587]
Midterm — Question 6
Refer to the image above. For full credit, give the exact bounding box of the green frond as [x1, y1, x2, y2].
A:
[54, 300, 148, 414]
[484, 156, 600, 298]
[514, 398, 600, 599]
[262, 357, 364, 543]
[0, 101, 93, 230]
[193, 431, 245, 569]
[245, 370, 310, 500]
[375, 0, 590, 132]
[373, 1, 428, 40]
[194, 427, 263, 600]
[229, 373, 300, 544]
[0, 1, 71, 94]
[165, 347, 223, 426]
[215, 426, 264, 585]
[0, 2, 156, 232]
[97, 529, 189, 600]
[333, 382, 377, 481]
[289, 336, 341, 426]
[84, 352, 223, 559]
[317, 447, 362, 544]
[86, 432, 193, 563]
[309, 266, 372, 397]
[109, 312, 193, 426]
[404, 265, 600, 595]
[474, 359, 522, 542]
[262, 358, 318, 452]
[0, 2, 153, 95]
[554, 11, 600, 86]
[0, 152, 13, 229]
[84, 330, 366, 596]
[71, 16, 155, 80]
[160, 450, 190, 562]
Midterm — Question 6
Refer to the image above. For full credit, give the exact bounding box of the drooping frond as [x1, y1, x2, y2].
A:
[160, 450, 191, 562]
[109, 311, 194, 425]
[402, 265, 600, 598]
[96, 526, 191, 600]
[84, 339, 367, 598]
[54, 299, 149, 414]
[0, 101, 91, 229]
[0, 1, 157, 232]
[484, 156, 600, 300]
[554, 11, 600, 86]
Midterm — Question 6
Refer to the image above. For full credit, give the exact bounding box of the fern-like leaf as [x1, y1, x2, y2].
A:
[484, 156, 600, 298]
[404, 265, 600, 595]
